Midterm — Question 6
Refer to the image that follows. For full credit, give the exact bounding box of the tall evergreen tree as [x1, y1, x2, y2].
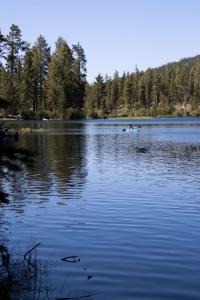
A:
[138, 74, 146, 108]
[0, 29, 6, 101]
[151, 70, 160, 110]
[123, 75, 133, 111]
[94, 74, 106, 111]
[21, 48, 35, 111]
[84, 83, 96, 118]
[32, 35, 50, 110]
[0, 69, 7, 100]
[110, 71, 120, 110]
[47, 37, 74, 117]
[0, 29, 6, 64]
[105, 75, 112, 112]
[193, 59, 200, 106]
[72, 43, 87, 109]
[5, 24, 26, 114]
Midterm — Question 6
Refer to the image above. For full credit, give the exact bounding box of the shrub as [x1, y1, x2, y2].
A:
[35, 110, 50, 120]
[190, 109, 200, 117]
[66, 107, 84, 120]
[21, 110, 36, 120]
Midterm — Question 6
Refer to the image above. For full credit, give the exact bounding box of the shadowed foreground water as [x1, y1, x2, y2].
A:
[1, 118, 200, 300]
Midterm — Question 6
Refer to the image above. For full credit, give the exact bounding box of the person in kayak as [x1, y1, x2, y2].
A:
[129, 124, 136, 132]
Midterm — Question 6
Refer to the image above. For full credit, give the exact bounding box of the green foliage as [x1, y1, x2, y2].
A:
[66, 107, 84, 119]
[3, 24, 27, 114]
[85, 56, 200, 118]
[20, 48, 35, 110]
[47, 37, 74, 116]
[84, 105, 97, 119]
[96, 109, 106, 119]
[0, 29, 6, 63]
[190, 109, 200, 117]
[84, 74, 106, 118]
[31, 35, 50, 111]
[0, 25, 87, 119]
[72, 43, 87, 109]
[21, 110, 36, 120]
[1, 24, 200, 119]
[35, 110, 50, 120]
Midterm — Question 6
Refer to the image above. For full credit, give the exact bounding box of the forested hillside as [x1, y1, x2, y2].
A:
[1, 24, 200, 119]
[84, 56, 200, 118]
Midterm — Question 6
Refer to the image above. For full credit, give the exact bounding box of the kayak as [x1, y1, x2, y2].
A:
[123, 128, 138, 133]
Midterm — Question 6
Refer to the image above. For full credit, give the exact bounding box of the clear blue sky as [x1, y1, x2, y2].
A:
[1, 0, 200, 82]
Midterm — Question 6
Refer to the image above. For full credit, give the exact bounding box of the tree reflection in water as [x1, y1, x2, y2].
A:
[0, 144, 51, 300]
[0, 122, 88, 300]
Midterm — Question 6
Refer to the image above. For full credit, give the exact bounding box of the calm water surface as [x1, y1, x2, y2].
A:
[1, 118, 200, 300]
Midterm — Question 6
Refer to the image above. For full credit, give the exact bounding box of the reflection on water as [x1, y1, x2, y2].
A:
[1, 119, 200, 300]
[18, 123, 87, 203]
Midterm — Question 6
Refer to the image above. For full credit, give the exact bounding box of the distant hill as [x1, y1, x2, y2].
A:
[84, 55, 200, 118]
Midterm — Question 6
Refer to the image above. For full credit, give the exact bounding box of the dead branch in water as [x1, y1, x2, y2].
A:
[24, 242, 41, 267]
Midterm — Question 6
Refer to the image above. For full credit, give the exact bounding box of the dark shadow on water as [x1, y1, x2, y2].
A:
[0, 243, 52, 300]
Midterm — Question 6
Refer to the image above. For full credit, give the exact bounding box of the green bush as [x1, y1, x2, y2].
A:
[134, 108, 149, 117]
[96, 109, 106, 119]
[21, 110, 36, 120]
[190, 109, 200, 117]
[35, 110, 50, 120]
[172, 110, 185, 117]
[151, 107, 174, 117]
[21, 110, 60, 120]
[66, 107, 84, 120]
[84, 107, 97, 119]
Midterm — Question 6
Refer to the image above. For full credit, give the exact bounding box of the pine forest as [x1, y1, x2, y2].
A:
[1, 24, 200, 119]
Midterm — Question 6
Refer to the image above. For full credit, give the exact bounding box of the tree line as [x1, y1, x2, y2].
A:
[0, 24, 87, 119]
[1, 24, 200, 119]
[84, 57, 200, 118]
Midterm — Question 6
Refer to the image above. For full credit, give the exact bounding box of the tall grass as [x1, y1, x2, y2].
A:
[0, 243, 51, 300]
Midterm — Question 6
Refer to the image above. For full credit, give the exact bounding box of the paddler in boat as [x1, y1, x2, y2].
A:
[129, 124, 134, 132]
[129, 124, 141, 133]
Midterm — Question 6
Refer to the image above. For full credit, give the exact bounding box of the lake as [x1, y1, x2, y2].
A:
[1, 118, 200, 300]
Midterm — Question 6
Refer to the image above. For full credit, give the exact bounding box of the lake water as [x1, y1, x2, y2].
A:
[1, 118, 200, 300]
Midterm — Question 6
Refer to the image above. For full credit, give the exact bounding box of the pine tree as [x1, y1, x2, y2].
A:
[0, 29, 7, 100]
[105, 75, 112, 112]
[32, 35, 50, 111]
[123, 75, 133, 112]
[0, 29, 6, 64]
[72, 43, 87, 109]
[5, 24, 26, 114]
[110, 71, 120, 110]
[167, 67, 176, 109]
[21, 48, 35, 111]
[188, 66, 195, 107]
[0, 69, 7, 100]
[143, 69, 153, 108]
[151, 70, 160, 110]
[193, 59, 200, 106]
[138, 74, 146, 108]
[47, 37, 74, 117]
[84, 84, 96, 118]
[175, 66, 185, 104]
[94, 74, 106, 112]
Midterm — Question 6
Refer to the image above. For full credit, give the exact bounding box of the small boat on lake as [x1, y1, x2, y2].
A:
[123, 125, 140, 134]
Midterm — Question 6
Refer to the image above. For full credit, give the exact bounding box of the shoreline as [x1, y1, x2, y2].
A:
[1, 115, 200, 122]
